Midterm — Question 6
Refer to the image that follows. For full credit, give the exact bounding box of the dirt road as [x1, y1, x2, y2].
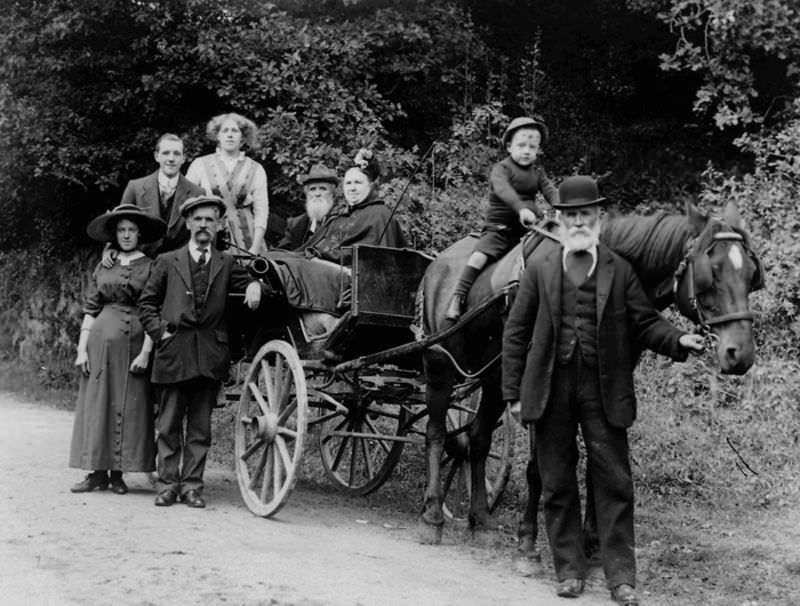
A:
[0, 393, 615, 606]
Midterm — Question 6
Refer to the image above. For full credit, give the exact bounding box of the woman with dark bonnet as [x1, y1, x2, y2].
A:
[186, 112, 269, 255]
[69, 204, 166, 495]
[302, 148, 407, 264]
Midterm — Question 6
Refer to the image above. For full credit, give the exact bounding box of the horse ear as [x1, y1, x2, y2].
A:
[686, 201, 707, 235]
[722, 200, 744, 229]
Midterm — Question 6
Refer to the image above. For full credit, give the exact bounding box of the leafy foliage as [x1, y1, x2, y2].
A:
[0, 0, 484, 252]
[632, 0, 800, 129]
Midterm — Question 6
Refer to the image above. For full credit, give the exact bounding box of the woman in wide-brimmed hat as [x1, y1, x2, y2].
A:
[69, 204, 166, 495]
[186, 112, 269, 256]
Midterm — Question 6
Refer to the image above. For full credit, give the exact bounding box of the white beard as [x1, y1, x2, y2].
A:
[559, 222, 600, 253]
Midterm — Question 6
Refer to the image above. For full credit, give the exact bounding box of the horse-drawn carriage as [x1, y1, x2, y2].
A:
[222, 199, 763, 541]
[223, 243, 514, 518]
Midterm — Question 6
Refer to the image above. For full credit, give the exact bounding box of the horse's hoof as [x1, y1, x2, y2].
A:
[418, 521, 444, 545]
[511, 551, 543, 577]
[469, 525, 501, 548]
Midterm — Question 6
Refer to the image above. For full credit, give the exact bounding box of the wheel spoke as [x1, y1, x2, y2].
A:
[273, 442, 282, 496]
[259, 362, 276, 410]
[363, 416, 392, 456]
[360, 435, 373, 479]
[240, 438, 264, 462]
[275, 363, 292, 409]
[248, 446, 268, 491]
[260, 448, 274, 503]
[320, 417, 348, 445]
[248, 381, 270, 416]
[275, 435, 293, 470]
[348, 424, 360, 484]
[277, 426, 298, 440]
[277, 399, 297, 426]
[330, 422, 353, 472]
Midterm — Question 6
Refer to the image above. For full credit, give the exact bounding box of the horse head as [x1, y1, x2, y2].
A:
[675, 200, 764, 374]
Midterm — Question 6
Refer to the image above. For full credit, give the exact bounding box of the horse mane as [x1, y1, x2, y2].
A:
[601, 211, 693, 297]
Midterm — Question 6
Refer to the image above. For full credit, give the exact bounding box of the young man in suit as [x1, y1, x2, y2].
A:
[277, 164, 338, 250]
[120, 133, 205, 254]
[138, 195, 267, 509]
[502, 176, 704, 605]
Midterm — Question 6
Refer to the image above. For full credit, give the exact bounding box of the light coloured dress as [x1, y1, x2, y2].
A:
[69, 257, 155, 472]
[186, 151, 269, 254]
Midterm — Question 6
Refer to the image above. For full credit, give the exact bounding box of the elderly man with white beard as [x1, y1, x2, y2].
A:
[502, 176, 704, 606]
[277, 164, 338, 251]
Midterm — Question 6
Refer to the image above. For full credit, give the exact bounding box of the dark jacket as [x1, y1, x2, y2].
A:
[302, 196, 407, 266]
[501, 241, 688, 428]
[137, 246, 260, 384]
[120, 171, 204, 254]
[485, 157, 558, 229]
[277, 213, 312, 251]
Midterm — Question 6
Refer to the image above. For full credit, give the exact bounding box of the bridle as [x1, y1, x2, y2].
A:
[673, 227, 759, 337]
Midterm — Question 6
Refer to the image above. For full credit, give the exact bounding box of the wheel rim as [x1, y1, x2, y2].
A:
[318, 401, 408, 495]
[235, 340, 307, 517]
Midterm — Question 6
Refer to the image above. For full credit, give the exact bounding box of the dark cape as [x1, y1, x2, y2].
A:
[266, 196, 408, 314]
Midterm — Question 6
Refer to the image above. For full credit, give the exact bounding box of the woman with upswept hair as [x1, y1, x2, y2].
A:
[186, 112, 269, 255]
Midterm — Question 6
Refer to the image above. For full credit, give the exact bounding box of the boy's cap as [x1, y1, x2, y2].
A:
[179, 195, 227, 218]
[552, 175, 607, 209]
[502, 116, 549, 147]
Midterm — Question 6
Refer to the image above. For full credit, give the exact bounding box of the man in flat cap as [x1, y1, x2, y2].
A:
[138, 195, 267, 509]
[502, 176, 704, 605]
[277, 164, 338, 251]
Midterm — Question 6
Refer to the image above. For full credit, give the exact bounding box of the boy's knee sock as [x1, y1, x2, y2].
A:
[452, 265, 482, 298]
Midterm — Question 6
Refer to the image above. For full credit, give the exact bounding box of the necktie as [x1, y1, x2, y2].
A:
[198, 248, 208, 265]
[566, 251, 592, 285]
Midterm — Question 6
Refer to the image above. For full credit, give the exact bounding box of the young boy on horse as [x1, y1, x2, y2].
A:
[446, 116, 558, 320]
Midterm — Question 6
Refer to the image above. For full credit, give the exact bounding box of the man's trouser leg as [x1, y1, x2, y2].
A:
[180, 376, 218, 496]
[155, 383, 187, 495]
[535, 357, 585, 582]
[577, 354, 636, 589]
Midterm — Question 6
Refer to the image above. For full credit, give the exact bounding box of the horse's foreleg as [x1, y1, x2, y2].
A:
[467, 374, 503, 532]
[420, 353, 453, 544]
[512, 427, 544, 576]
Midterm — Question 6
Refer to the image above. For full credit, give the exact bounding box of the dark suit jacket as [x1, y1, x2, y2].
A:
[138, 246, 261, 384]
[120, 171, 204, 254]
[502, 242, 688, 428]
[277, 214, 312, 251]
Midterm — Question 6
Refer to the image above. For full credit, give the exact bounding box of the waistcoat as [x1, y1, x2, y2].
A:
[557, 269, 598, 366]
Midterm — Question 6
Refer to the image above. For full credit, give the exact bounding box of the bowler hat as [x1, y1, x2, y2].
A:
[298, 164, 338, 186]
[179, 194, 227, 218]
[86, 204, 167, 244]
[552, 176, 607, 209]
[502, 116, 549, 147]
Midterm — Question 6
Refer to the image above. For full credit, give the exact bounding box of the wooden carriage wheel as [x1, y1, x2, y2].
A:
[440, 390, 514, 521]
[317, 400, 410, 496]
[234, 340, 308, 517]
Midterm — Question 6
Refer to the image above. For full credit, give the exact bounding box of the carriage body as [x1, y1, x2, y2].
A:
[227, 244, 514, 518]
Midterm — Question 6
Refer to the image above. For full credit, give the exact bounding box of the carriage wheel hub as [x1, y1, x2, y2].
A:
[251, 413, 279, 444]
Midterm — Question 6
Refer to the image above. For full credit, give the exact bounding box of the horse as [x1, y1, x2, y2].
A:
[417, 200, 763, 546]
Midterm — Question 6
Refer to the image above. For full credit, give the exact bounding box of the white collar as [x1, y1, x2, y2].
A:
[158, 172, 179, 189]
[562, 244, 598, 277]
[188, 241, 211, 263]
[215, 149, 245, 166]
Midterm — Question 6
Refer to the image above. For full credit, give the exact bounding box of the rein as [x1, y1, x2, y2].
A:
[673, 229, 757, 335]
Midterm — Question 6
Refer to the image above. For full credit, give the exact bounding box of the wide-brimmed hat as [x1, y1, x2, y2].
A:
[502, 116, 549, 147]
[86, 204, 167, 244]
[298, 164, 338, 186]
[179, 194, 227, 218]
[552, 175, 607, 209]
